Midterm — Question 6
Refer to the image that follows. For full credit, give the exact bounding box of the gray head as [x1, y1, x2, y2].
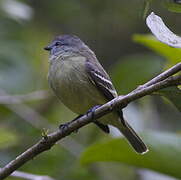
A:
[44, 34, 95, 59]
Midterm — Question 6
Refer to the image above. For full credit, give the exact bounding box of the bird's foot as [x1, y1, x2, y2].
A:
[86, 105, 101, 120]
[59, 122, 70, 132]
[87, 105, 109, 133]
[59, 115, 83, 133]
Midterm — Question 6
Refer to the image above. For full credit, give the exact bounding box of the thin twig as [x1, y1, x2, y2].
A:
[0, 64, 180, 180]
[139, 62, 181, 88]
[134, 62, 181, 92]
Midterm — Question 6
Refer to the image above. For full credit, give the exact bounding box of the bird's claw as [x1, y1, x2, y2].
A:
[86, 105, 101, 120]
[59, 122, 70, 131]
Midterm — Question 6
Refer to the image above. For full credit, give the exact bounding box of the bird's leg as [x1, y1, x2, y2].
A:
[59, 105, 101, 133]
[86, 105, 110, 133]
[117, 109, 126, 126]
[94, 121, 110, 133]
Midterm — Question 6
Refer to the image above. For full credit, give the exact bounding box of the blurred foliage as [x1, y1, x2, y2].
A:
[141, 0, 152, 19]
[156, 87, 181, 111]
[164, 0, 181, 13]
[133, 34, 181, 65]
[111, 53, 165, 94]
[0, 126, 19, 149]
[141, 0, 181, 14]
[0, 0, 180, 180]
[80, 132, 181, 179]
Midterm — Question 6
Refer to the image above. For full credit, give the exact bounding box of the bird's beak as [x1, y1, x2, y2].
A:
[44, 42, 55, 51]
[44, 45, 52, 51]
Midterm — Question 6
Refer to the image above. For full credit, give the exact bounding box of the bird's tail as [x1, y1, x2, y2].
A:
[113, 114, 148, 154]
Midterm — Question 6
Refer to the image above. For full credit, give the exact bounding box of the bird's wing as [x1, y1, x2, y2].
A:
[85, 60, 148, 153]
[85, 60, 117, 101]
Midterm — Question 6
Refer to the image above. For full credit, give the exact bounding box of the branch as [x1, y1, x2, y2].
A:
[0, 63, 180, 180]
[136, 62, 181, 89]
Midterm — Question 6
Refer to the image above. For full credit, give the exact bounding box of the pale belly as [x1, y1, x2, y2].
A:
[48, 57, 107, 115]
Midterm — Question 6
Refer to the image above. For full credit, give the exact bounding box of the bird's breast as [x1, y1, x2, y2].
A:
[48, 56, 106, 114]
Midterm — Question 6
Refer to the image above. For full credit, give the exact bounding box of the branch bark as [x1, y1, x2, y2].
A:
[0, 62, 180, 180]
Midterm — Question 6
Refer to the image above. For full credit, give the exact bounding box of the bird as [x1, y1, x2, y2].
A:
[44, 34, 148, 154]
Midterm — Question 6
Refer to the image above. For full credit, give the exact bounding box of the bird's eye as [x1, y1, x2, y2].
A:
[55, 42, 61, 46]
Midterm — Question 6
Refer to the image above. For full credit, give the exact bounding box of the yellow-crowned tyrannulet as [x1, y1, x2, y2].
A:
[44, 35, 148, 154]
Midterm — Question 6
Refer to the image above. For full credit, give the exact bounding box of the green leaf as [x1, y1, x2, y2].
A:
[133, 34, 181, 65]
[0, 127, 19, 149]
[156, 86, 181, 111]
[80, 132, 181, 179]
[164, 1, 181, 13]
[111, 54, 164, 94]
